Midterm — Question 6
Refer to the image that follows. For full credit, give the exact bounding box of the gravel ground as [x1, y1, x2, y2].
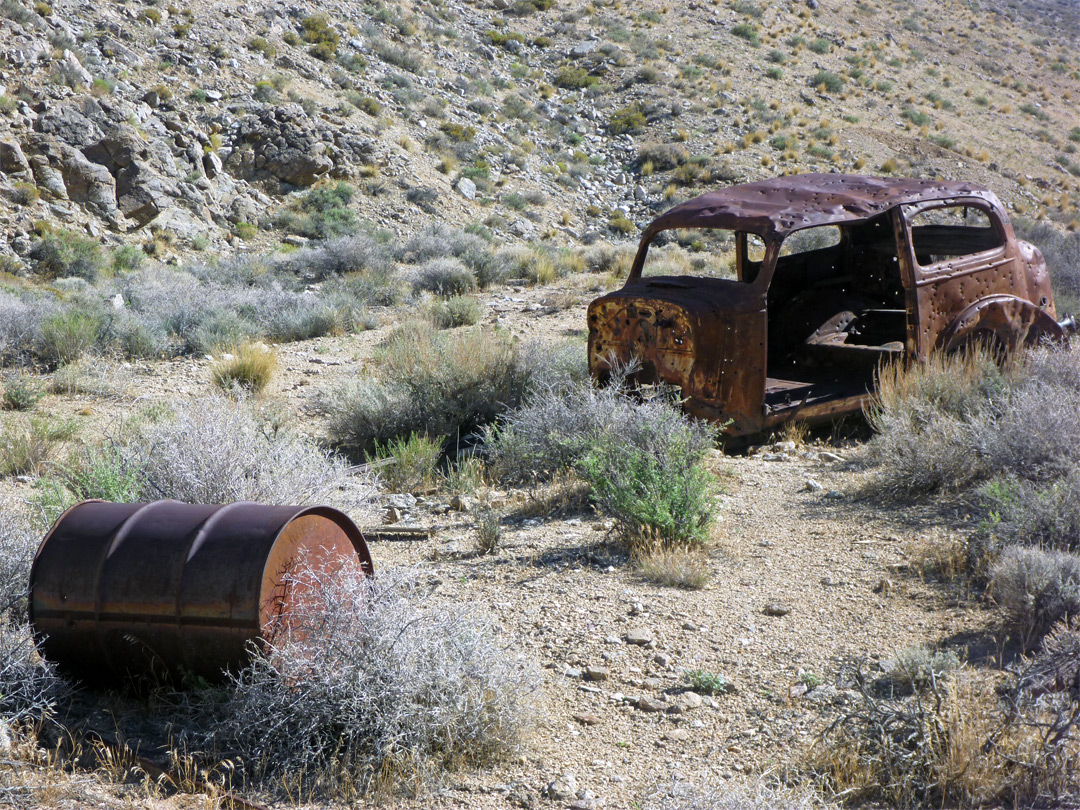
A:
[0, 280, 994, 809]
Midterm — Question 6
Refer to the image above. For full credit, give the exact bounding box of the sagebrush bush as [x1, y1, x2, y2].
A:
[0, 620, 68, 726]
[0, 507, 42, 622]
[395, 224, 498, 285]
[429, 295, 483, 328]
[990, 546, 1080, 648]
[325, 323, 525, 455]
[409, 257, 476, 297]
[221, 563, 537, 798]
[37, 398, 366, 521]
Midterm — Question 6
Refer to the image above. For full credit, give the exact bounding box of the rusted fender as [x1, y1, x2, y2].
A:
[937, 294, 1064, 353]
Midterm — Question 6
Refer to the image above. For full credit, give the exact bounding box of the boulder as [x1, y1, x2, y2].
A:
[225, 104, 332, 186]
[0, 141, 31, 177]
[57, 144, 119, 219]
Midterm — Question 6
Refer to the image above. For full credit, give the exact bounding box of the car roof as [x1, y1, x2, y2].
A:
[640, 173, 999, 241]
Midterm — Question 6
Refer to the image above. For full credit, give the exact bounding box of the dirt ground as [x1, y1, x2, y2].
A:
[0, 277, 998, 809]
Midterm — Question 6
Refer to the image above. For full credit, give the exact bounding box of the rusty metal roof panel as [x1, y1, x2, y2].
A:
[641, 173, 996, 240]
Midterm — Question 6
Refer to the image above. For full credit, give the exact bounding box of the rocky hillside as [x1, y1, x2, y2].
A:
[0, 0, 1077, 267]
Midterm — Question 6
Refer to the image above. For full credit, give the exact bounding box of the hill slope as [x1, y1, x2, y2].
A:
[0, 0, 1077, 266]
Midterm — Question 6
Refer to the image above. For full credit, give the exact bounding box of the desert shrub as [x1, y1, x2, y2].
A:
[484, 362, 622, 483]
[0, 507, 41, 622]
[643, 777, 829, 810]
[813, 662, 1080, 807]
[36, 398, 365, 521]
[608, 102, 647, 135]
[554, 65, 597, 89]
[977, 472, 1080, 555]
[810, 70, 844, 93]
[409, 257, 476, 297]
[636, 142, 689, 170]
[44, 298, 109, 358]
[883, 646, 962, 693]
[211, 341, 278, 394]
[731, 22, 759, 46]
[27, 228, 103, 280]
[395, 224, 498, 285]
[2, 374, 42, 411]
[274, 233, 395, 278]
[325, 324, 525, 454]
[371, 432, 442, 493]
[0, 292, 47, 364]
[474, 509, 501, 555]
[0, 418, 59, 477]
[990, 546, 1080, 648]
[581, 399, 715, 549]
[862, 351, 1006, 498]
[275, 182, 356, 239]
[220, 563, 537, 798]
[429, 295, 483, 328]
[0, 620, 68, 726]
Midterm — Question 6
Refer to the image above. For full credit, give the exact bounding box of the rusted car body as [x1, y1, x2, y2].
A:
[587, 173, 1066, 438]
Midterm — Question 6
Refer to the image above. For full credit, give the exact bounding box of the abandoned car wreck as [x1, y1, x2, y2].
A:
[587, 173, 1069, 438]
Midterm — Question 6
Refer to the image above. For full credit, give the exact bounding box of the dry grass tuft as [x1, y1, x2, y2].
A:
[635, 543, 712, 589]
[211, 341, 278, 394]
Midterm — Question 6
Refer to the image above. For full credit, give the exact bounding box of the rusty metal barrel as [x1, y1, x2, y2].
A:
[29, 500, 373, 685]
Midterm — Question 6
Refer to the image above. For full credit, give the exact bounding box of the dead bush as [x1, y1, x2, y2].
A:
[812, 662, 1080, 807]
[0, 507, 41, 623]
[220, 562, 537, 799]
[0, 620, 68, 727]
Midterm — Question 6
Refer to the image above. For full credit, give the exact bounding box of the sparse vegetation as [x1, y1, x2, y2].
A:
[220, 562, 537, 798]
[210, 341, 278, 394]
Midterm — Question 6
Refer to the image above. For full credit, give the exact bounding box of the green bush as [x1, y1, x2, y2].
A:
[275, 182, 357, 238]
[371, 432, 442, 492]
[581, 411, 715, 550]
[810, 71, 844, 93]
[731, 23, 760, 46]
[430, 295, 483, 328]
[40, 309, 102, 366]
[901, 107, 932, 126]
[608, 102, 647, 135]
[28, 229, 103, 280]
[554, 65, 598, 89]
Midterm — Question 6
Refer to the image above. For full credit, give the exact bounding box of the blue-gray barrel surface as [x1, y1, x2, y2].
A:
[29, 500, 373, 684]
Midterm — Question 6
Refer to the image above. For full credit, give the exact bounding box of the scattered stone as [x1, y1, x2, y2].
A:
[569, 41, 600, 58]
[820, 576, 844, 587]
[384, 506, 402, 524]
[637, 696, 668, 712]
[546, 773, 577, 802]
[584, 665, 610, 682]
[819, 451, 845, 462]
[573, 712, 601, 726]
[653, 652, 673, 668]
[449, 494, 474, 513]
[673, 691, 703, 711]
[825, 490, 844, 499]
[789, 682, 809, 699]
[763, 602, 792, 617]
[626, 628, 654, 646]
[804, 478, 824, 493]
[563, 667, 583, 679]
[873, 578, 894, 595]
[456, 176, 476, 200]
[663, 728, 692, 742]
